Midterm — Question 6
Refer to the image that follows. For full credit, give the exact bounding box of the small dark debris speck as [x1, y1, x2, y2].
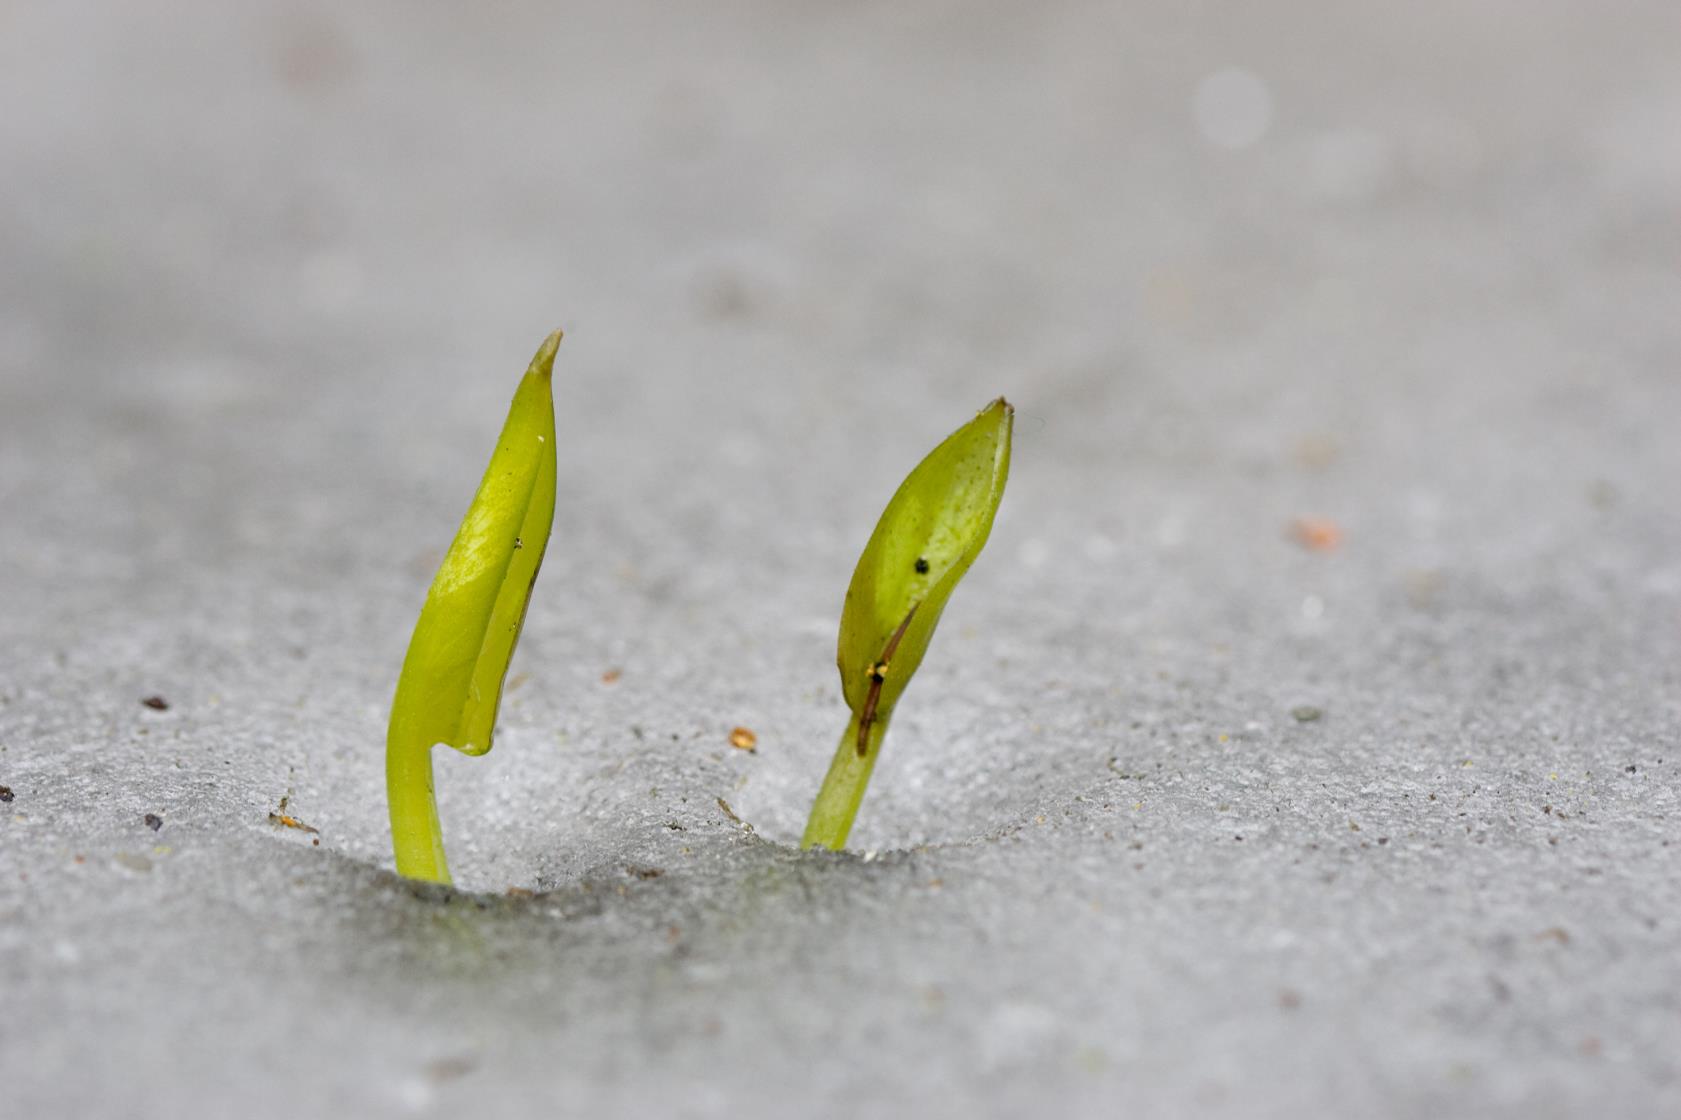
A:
[627, 866, 665, 880]
[425, 1055, 478, 1083]
[914, 557, 930, 574]
[0, 785, 12, 803]
[141, 695, 170, 711]
[1625, 764, 1637, 773]
[144, 813, 163, 831]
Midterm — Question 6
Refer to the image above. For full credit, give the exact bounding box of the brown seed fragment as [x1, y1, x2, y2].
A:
[1289, 516, 1342, 552]
[141, 695, 170, 711]
[728, 726, 757, 752]
[267, 812, 319, 835]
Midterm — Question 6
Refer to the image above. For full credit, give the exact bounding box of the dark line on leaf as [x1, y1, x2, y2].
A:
[857, 602, 919, 757]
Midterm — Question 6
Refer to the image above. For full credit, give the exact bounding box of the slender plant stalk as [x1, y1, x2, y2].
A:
[801, 398, 1012, 850]
[801, 712, 889, 850]
[388, 728, 451, 882]
[387, 331, 561, 883]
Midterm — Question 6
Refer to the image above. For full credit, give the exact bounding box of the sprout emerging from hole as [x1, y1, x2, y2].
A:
[386, 331, 561, 884]
[802, 398, 1013, 851]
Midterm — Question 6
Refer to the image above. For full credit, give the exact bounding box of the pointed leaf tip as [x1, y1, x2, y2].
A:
[531, 329, 564, 380]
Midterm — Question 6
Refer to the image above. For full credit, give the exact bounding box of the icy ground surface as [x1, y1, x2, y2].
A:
[2, 3, 1679, 1117]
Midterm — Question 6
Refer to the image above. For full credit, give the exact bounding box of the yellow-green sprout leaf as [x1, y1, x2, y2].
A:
[386, 330, 560, 883]
[803, 397, 1013, 850]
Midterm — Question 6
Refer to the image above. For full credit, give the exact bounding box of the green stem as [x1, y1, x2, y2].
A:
[801, 710, 890, 850]
[387, 731, 452, 884]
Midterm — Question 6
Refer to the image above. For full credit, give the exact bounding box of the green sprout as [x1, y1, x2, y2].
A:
[802, 398, 1013, 851]
[386, 331, 561, 884]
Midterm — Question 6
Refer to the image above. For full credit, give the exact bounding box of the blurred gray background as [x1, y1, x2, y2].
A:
[2, 2, 1678, 1117]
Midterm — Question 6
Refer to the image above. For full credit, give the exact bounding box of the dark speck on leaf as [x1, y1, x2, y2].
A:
[145, 813, 163, 831]
[914, 557, 930, 574]
[141, 695, 170, 711]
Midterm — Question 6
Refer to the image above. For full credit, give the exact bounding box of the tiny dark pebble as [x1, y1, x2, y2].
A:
[141, 695, 170, 711]
[0, 785, 12, 803]
[144, 813, 163, 831]
[1625, 764, 1637, 773]
[426, 1055, 478, 1083]
[1291, 705, 1323, 722]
